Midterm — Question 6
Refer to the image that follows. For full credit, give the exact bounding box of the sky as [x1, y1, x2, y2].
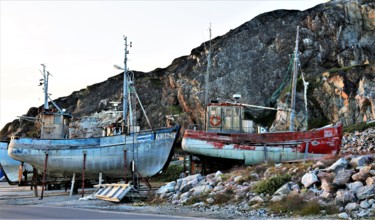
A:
[0, 0, 326, 129]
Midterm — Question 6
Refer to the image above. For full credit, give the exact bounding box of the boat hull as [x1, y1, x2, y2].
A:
[0, 142, 33, 184]
[182, 124, 342, 165]
[8, 126, 179, 179]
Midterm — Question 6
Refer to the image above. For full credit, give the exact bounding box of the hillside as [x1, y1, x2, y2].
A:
[1, 0, 374, 141]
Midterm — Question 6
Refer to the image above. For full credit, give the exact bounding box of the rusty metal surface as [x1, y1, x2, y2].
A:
[8, 126, 179, 179]
[182, 124, 342, 165]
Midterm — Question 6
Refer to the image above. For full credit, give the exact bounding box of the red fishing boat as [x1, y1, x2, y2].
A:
[181, 26, 342, 168]
[182, 101, 342, 166]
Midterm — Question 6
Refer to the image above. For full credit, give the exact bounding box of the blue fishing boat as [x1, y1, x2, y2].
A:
[8, 36, 179, 183]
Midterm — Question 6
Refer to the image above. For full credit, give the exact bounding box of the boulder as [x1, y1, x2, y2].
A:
[332, 169, 353, 187]
[250, 195, 264, 203]
[234, 175, 243, 183]
[345, 202, 359, 211]
[301, 172, 319, 188]
[346, 181, 364, 193]
[214, 171, 222, 177]
[213, 185, 225, 192]
[352, 171, 371, 182]
[335, 189, 356, 205]
[360, 200, 371, 209]
[355, 209, 371, 218]
[366, 176, 375, 185]
[179, 191, 192, 204]
[317, 172, 336, 193]
[350, 155, 372, 168]
[273, 182, 299, 196]
[156, 181, 176, 194]
[317, 171, 335, 182]
[356, 184, 375, 200]
[206, 197, 214, 204]
[325, 158, 348, 173]
[270, 195, 283, 202]
[313, 161, 327, 169]
[175, 178, 184, 191]
[190, 185, 213, 197]
[338, 212, 349, 219]
[320, 191, 334, 199]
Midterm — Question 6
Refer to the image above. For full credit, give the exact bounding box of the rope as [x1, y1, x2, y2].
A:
[266, 56, 294, 106]
[299, 60, 309, 129]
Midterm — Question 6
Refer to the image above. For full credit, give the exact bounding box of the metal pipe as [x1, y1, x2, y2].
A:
[32, 167, 38, 197]
[40, 151, 48, 200]
[123, 149, 127, 183]
[241, 103, 280, 111]
[98, 172, 102, 188]
[70, 173, 75, 197]
[82, 151, 87, 198]
[18, 162, 23, 185]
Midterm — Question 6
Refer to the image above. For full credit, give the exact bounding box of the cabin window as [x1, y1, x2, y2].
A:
[54, 115, 61, 124]
[223, 107, 233, 130]
[209, 107, 217, 116]
[233, 107, 241, 130]
[207, 106, 222, 131]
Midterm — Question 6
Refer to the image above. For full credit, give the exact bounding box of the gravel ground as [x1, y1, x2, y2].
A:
[0, 182, 336, 219]
[0, 182, 230, 219]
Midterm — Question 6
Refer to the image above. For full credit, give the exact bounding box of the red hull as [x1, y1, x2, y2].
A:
[183, 123, 342, 155]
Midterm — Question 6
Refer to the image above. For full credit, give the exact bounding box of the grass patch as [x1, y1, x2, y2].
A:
[270, 195, 339, 216]
[167, 105, 183, 115]
[344, 121, 375, 133]
[328, 64, 367, 73]
[185, 192, 210, 205]
[254, 174, 291, 195]
[269, 195, 323, 216]
[152, 164, 184, 182]
[211, 188, 234, 205]
[218, 173, 231, 182]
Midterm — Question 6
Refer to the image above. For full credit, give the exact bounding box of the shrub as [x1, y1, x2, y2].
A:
[269, 195, 336, 217]
[152, 164, 184, 182]
[212, 188, 234, 205]
[254, 174, 291, 195]
[344, 121, 375, 133]
[299, 200, 321, 216]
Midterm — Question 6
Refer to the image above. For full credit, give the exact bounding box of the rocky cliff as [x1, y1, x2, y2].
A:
[1, 0, 374, 141]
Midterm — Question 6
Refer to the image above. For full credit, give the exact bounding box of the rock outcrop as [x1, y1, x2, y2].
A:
[1, 0, 374, 140]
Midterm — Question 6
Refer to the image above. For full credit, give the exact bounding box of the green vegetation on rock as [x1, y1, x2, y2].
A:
[254, 174, 291, 195]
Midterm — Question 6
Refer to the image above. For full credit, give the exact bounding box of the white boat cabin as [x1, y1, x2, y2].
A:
[206, 102, 254, 133]
[40, 111, 70, 139]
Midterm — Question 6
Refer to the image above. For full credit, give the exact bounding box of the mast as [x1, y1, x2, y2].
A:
[41, 64, 50, 110]
[289, 26, 300, 131]
[204, 24, 212, 130]
[123, 36, 129, 129]
[205, 24, 212, 107]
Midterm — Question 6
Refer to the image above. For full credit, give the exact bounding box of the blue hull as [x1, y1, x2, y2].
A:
[8, 126, 179, 179]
